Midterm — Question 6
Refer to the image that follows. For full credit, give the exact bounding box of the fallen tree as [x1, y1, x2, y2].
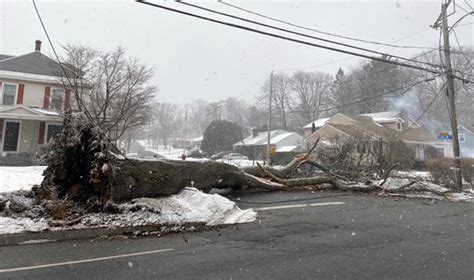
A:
[35, 113, 338, 209]
[34, 113, 465, 214]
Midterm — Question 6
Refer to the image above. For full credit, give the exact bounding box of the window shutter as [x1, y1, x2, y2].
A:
[0, 119, 3, 146]
[17, 84, 25, 104]
[64, 89, 71, 111]
[38, 121, 45, 145]
[43, 86, 51, 109]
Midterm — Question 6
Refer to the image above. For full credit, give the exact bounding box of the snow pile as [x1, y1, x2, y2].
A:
[0, 166, 46, 193]
[378, 177, 473, 202]
[0, 217, 48, 235]
[0, 187, 256, 235]
[83, 187, 256, 227]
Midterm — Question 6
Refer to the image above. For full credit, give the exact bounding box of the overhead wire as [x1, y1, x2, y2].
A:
[136, 0, 444, 75]
[455, 1, 474, 14]
[32, 0, 156, 180]
[177, 0, 441, 69]
[452, 30, 474, 72]
[448, 11, 474, 32]
[284, 75, 439, 115]
[218, 0, 437, 51]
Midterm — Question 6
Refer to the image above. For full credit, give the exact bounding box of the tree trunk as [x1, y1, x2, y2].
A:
[36, 113, 339, 209]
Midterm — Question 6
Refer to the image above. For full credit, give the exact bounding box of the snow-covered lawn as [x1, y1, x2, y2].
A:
[0, 166, 256, 235]
[0, 166, 46, 193]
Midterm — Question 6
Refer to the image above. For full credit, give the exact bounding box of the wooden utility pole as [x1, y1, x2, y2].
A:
[267, 71, 273, 165]
[438, 0, 463, 191]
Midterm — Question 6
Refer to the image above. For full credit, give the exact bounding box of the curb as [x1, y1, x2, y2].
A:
[0, 223, 206, 246]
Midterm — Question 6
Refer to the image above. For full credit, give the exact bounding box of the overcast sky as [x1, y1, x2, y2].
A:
[1, 0, 473, 104]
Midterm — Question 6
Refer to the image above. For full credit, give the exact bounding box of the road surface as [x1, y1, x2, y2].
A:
[0, 191, 472, 279]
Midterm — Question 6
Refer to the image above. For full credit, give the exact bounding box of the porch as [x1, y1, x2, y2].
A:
[0, 105, 62, 166]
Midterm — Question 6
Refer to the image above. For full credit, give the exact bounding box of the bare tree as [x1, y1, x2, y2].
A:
[260, 72, 293, 129]
[152, 102, 179, 148]
[346, 55, 411, 114]
[63, 45, 156, 141]
[290, 71, 333, 126]
[411, 48, 474, 129]
[187, 99, 209, 136]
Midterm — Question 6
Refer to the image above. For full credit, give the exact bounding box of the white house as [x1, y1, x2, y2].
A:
[0, 40, 77, 165]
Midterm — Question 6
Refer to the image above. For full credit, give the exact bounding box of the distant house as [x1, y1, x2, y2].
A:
[303, 111, 420, 138]
[0, 40, 77, 165]
[302, 117, 330, 137]
[233, 130, 303, 160]
[439, 124, 474, 158]
[304, 111, 448, 162]
[458, 124, 474, 157]
[360, 111, 420, 130]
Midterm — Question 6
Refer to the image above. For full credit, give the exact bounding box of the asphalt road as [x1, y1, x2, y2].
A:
[0, 191, 473, 279]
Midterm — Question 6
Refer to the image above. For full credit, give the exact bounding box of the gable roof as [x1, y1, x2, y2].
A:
[0, 105, 62, 121]
[361, 111, 402, 123]
[234, 130, 302, 146]
[0, 54, 13, 61]
[0, 52, 74, 78]
[303, 117, 330, 129]
[459, 124, 474, 133]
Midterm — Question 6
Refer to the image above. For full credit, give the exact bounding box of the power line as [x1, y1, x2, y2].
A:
[455, 2, 474, 14]
[136, 0, 443, 75]
[285, 75, 439, 115]
[319, 76, 437, 113]
[452, 29, 474, 72]
[448, 11, 474, 32]
[218, 0, 437, 51]
[177, 1, 441, 69]
[32, 0, 95, 123]
[32, 0, 155, 181]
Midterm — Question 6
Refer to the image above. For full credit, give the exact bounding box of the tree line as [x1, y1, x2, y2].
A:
[61, 44, 474, 151]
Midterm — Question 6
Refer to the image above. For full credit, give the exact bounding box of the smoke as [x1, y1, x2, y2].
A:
[387, 89, 446, 133]
[388, 89, 419, 115]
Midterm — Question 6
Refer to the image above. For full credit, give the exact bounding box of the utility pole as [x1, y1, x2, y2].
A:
[433, 0, 463, 191]
[266, 71, 273, 165]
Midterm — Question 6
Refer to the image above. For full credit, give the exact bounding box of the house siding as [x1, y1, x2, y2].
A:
[0, 78, 50, 108]
[459, 126, 474, 157]
[305, 125, 351, 145]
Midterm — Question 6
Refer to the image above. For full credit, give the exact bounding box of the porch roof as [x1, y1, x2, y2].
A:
[0, 105, 62, 122]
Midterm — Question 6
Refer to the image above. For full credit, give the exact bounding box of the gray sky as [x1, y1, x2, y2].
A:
[1, 0, 473, 104]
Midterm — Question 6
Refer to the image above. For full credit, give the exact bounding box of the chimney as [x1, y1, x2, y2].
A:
[35, 40, 42, 52]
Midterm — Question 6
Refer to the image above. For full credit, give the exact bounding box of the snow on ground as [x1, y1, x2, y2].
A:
[0, 187, 256, 235]
[83, 187, 256, 228]
[0, 166, 46, 193]
[0, 217, 49, 235]
[392, 170, 432, 180]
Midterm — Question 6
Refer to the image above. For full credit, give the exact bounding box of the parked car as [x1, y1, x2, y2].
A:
[185, 149, 208, 159]
[222, 153, 249, 161]
[210, 151, 232, 160]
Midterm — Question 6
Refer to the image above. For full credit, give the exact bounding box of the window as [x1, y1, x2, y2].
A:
[2, 121, 20, 152]
[46, 124, 63, 143]
[2, 84, 17, 105]
[50, 88, 65, 111]
[396, 122, 402, 131]
[459, 133, 465, 142]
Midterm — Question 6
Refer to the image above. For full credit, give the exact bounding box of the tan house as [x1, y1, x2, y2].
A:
[0, 40, 76, 165]
[304, 112, 448, 161]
